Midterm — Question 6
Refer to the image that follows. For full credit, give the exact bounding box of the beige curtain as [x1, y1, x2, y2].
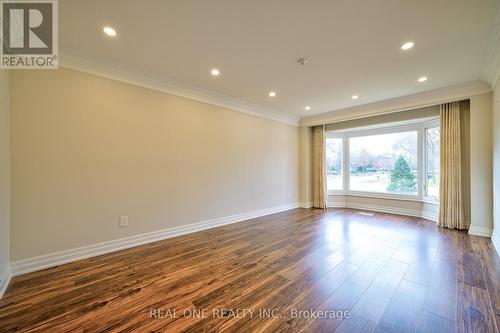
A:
[439, 102, 467, 229]
[312, 125, 327, 209]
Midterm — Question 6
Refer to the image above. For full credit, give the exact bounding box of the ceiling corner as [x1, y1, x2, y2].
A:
[480, 1, 500, 87]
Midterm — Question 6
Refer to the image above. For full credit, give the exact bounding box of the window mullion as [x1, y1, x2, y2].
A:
[344, 135, 349, 192]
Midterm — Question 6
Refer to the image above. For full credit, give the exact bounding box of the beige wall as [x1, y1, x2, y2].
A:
[469, 92, 493, 235]
[10, 68, 300, 261]
[0, 70, 10, 281]
[493, 79, 500, 247]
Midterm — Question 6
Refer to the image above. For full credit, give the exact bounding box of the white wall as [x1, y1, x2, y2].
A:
[10, 68, 300, 261]
[0, 69, 10, 296]
[492, 79, 500, 252]
[469, 92, 494, 236]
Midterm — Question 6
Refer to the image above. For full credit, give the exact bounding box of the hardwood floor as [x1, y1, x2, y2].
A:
[0, 208, 499, 332]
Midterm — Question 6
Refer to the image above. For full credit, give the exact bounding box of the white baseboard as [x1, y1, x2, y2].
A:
[11, 202, 300, 276]
[0, 266, 12, 299]
[492, 229, 500, 257]
[327, 201, 438, 222]
[469, 225, 493, 238]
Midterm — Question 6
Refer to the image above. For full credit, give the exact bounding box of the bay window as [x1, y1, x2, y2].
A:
[349, 131, 418, 195]
[326, 119, 440, 203]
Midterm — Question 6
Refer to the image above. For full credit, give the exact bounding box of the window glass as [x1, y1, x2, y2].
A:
[349, 131, 418, 195]
[426, 127, 440, 198]
[326, 137, 343, 191]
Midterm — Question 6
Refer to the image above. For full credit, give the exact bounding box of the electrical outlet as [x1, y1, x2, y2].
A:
[119, 216, 129, 227]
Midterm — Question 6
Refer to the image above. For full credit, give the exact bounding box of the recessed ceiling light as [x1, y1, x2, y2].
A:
[401, 41, 414, 50]
[305, 106, 311, 111]
[418, 76, 428, 82]
[352, 95, 359, 100]
[211, 68, 220, 76]
[269, 91, 276, 97]
[103, 26, 117, 37]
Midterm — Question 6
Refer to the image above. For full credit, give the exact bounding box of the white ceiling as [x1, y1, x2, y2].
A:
[60, 0, 498, 118]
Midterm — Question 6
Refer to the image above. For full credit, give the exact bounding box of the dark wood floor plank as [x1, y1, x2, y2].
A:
[348, 257, 388, 288]
[302, 281, 367, 332]
[348, 260, 408, 323]
[415, 309, 456, 333]
[334, 314, 376, 333]
[403, 245, 437, 286]
[470, 236, 500, 330]
[456, 234, 487, 290]
[457, 281, 498, 333]
[421, 231, 459, 323]
[374, 279, 426, 332]
[267, 262, 359, 332]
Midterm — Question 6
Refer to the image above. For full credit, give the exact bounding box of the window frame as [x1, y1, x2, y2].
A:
[326, 118, 439, 205]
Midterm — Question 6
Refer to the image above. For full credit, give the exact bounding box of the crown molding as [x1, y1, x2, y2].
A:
[300, 80, 491, 126]
[481, 1, 500, 87]
[59, 49, 300, 126]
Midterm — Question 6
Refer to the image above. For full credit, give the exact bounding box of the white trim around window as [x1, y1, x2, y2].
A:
[326, 118, 440, 204]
